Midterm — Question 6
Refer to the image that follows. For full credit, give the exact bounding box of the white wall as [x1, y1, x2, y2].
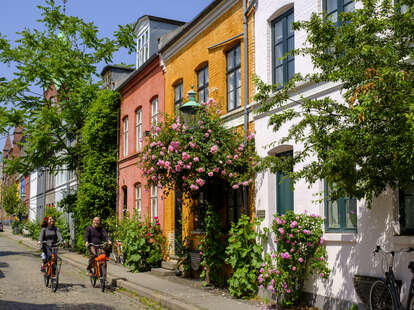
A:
[28, 171, 38, 221]
[254, 0, 414, 306]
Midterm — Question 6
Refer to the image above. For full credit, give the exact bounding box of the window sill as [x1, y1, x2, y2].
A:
[323, 233, 357, 244]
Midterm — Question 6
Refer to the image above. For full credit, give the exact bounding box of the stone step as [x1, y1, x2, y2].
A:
[161, 260, 178, 270]
[150, 268, 176, 276]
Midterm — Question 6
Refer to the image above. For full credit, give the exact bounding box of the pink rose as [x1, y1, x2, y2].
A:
[210, 145, 219, 154]
[233, 154, 239, 160]
[208, 172, 214, 177]
[197, 167, 204, 173]
[232, 184, 239, 189]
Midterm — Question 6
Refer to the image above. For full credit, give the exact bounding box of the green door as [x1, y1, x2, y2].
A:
[276, 151, 294, 215]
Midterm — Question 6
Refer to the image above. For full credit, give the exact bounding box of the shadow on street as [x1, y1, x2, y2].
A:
[0, 300, 121, 310]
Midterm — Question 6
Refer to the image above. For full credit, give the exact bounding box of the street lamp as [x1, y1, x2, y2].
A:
[179, 86, 202, 127]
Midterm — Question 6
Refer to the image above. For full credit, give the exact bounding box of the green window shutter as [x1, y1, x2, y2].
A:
[277, 171, 294, 215]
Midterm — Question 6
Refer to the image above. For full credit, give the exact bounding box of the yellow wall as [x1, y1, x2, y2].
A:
[162, 0, 256, 254]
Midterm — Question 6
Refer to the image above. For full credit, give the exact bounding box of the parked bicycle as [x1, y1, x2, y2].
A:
[370, 245, 414, 310]
[88, 243, 109, 292]
[112, 240, 124, 264]
[42, 241, 62, 292]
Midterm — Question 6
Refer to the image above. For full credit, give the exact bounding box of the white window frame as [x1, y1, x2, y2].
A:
[151, 185, 158, 218]
[151, 98, 158, 127]
[135, 183, 141, 218]
[123, 116, 128, 157]
[136, 28, 150, 68]
[136, 108, 142, 152]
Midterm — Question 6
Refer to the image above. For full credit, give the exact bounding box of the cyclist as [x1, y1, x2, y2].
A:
[38, 216, 64, 272]
[84, 217, 111, 275]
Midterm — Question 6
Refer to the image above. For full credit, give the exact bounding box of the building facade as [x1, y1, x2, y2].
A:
[254, 0, 412, 308]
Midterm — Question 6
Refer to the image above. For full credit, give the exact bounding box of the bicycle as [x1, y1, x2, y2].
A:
[41, 242, 62, 292]
[370, 245, 414, 310]
[88, 243, 109, 292]
[112, 240, 124, 264]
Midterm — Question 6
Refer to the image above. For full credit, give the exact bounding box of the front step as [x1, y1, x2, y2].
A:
[150, 268, 176, 276]
[161, 260, 178, 271]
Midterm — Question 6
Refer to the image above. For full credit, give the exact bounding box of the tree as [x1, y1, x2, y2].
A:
[0, 0, 134, 178]
[74, 90, 119, 249]
[255, 0, 414, 205]
[1, 183, 27, 217]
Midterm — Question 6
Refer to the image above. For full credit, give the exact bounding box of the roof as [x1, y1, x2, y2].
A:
[159, 0, 224, 53]
[134, 15, 185, 33]
[115, 53, 159, 92]
[100, 64, 134, 77]
[3, 135, 11, 152]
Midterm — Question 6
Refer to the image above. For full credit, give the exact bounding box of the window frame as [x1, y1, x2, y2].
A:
[323, 0, 354, 26]
[151, 97, 158, 128]
[276, 150, 294, 215]
[123, 116, 128, 157]
[137, 28, 150, 68]
[174, 82, 183, 116]
[271, 8, 295, 88]
[324, 181, 357, 233]
[122, 186, 128, 217]
[135, 183, 142, 219]
[136, 108, 142, 152]
[197, 65, 209, 104]
[151, 185, 158, 219]
[226, 44, 242, 112]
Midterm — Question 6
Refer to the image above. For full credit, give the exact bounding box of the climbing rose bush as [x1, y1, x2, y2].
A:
[138, 98, 258, 195]
[259, 211, 330, 307]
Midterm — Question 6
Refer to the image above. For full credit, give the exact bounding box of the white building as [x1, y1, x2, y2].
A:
[254, 0, 414, 308]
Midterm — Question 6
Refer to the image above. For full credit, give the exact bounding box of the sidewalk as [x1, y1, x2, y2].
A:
[2, 227, 260, 310]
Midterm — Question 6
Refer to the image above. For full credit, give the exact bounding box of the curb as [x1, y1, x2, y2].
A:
[2, 230, 202, 310]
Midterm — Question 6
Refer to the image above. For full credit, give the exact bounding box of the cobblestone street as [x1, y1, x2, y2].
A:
[0, 233, 163, 310]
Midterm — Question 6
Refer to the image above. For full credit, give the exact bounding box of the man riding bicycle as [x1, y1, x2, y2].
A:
[84, 217, 111, 275]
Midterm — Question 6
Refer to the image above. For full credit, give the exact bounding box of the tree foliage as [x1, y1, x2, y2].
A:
[0, 0, 134, 178]
[255, 0, 414, 204]
[74, 90, 119, 250]
[1, 183, 27, 217]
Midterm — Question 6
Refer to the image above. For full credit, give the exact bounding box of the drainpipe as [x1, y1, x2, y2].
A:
[242, 0, 249, 216]
[115, 104, 120, 219]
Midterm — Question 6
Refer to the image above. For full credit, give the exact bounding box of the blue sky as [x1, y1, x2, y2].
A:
[0, 0, 212, 149]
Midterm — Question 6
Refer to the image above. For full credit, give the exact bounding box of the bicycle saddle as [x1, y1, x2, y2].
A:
[408, 261, 414, 273]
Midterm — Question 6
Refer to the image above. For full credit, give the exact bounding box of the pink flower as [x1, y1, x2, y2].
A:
[155, 127, 161, 132]
[232, 184, 239, 189]
[229, 173, 233, 177]
[208, 172, 214, 177]
[227, 160, 232, 164]
[242, 181, 249, 186]
[200, 251, 203, 255]
[320, 237, 326, 244]
[247, 133, 255, 140]
[168, 145, 174, 152]
[213, 167, 219, 173]
[182, 176, 187, 180]
[207, 129, 212, 133]
[196, 179, 205, 186]
[210, 145, 219, 154]
[182, 152, 190, 161]
[292, 266, 296, 271]
[320, 273, 325, 278]
[286, 289, 291, 293]
[172, 123, 178, 130]
[275, 217, 282, 225]
[289, 234, 293, 238]
[259, 268, 264, 273]
[150, 142, 157, 147]
[221, 170, 226, 175]
[204, 133, 209, 138]
[189, 142, 196, 148]
[190, 184, 199, 191]
[303, 229, 311, 235]
[298, 257, 304, 263]
[278, 228, 285, 235]
[151, 155, 156, 160]
[197, 167, 204, 173]
[233, 154, 239, 160]
[307, 242, 312, 246]
[175, 165, 181, 172]
[290, 221, 298, 228]
[151, 176, 157, 182]
[146, 233, 151, 237]
[280, 252, 291, 259]
[290, 248, 294, 253]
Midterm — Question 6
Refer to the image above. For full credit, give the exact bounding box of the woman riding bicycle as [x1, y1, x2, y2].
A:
[84, 217, 111, 275]
[38, 216, 64, 272]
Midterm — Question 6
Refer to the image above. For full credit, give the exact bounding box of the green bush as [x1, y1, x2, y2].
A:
[225, 215, 267, 298]
[120, 216, 166, 272]
[25, 219, 41, 240]
[12, 219, 24, 234]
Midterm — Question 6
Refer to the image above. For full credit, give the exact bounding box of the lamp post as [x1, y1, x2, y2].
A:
[179, 86, 202, 126]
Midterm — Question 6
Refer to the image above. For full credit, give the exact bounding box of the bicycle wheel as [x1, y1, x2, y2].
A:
[89, 265, 97, 287]
[100, 263, 105, 292]
[112, 247, 120, 263]
[50, 264, 59, 292]
[370, 280, 396, 310]
[43, 265, 50, 287]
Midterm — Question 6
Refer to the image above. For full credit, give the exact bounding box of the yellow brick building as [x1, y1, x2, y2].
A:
[159, 0, 256, 257]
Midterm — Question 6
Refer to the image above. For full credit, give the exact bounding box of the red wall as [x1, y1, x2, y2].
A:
[118, 56, 165, 229]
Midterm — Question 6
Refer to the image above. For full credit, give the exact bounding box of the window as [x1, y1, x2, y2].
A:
[151, 185, 158, 218]
[226, 44, 241, 111]
[151, 98, 158, 128]
[272, 9, 295, 87]
[123, 116, 128, 156]
[227, 187, 243, 228]
[324, 182, 357, 232]
[122, 186, 128, 217]
[276, 151, 294, 215]
[137, 28, 149, 68]
[400, 184, 414, 235]
[135, 183, 141, 218]
[174, 82, 183, 116]
[324, 0, 354, 25]
[197, 66, 209, 103]
[136, 108, 142, 152]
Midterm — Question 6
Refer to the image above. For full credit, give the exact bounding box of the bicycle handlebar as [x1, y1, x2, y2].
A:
[41, 241, 63, 247]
